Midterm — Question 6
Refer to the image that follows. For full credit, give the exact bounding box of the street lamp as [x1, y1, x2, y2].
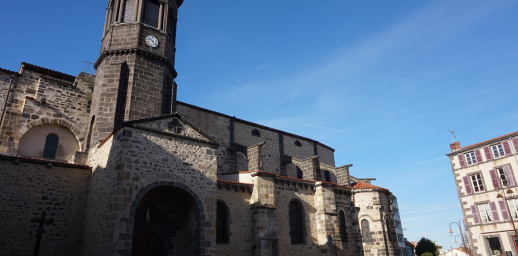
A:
[492, 171, 518, 247]
[449, 221, 471, 256]
[453, 235, 462, 245]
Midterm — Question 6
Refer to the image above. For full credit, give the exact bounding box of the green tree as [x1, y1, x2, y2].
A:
[415, 237, 438, 256]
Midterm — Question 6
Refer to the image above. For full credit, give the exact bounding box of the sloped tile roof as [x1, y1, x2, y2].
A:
[217, 179, 253, 186]
[352, 181, 389, 191]
[460, 130, 518, 150]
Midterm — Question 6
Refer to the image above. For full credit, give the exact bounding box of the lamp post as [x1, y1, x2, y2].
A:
[453, 235, 462, 245]
[449, 221, 471, 256]
[492, 171, 518, 249]
[453, 235, 468, 256]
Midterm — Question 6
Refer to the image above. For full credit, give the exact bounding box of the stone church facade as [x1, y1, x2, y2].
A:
[0, 0, 400, 255]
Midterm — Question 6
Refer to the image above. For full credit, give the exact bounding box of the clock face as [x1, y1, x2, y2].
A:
[145, 35, 159, 48]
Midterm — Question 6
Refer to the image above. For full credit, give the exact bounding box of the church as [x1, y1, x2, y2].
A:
[0, 0, 402, 255]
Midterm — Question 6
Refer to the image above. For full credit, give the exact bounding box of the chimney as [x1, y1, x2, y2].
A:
[450, 141, 461, 152]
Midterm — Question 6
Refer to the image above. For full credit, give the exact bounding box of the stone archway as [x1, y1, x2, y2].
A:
[123, 182, 211, 256]
[17, 119, 84, 151]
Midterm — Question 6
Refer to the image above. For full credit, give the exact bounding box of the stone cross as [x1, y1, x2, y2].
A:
[30, 211, 54, 256]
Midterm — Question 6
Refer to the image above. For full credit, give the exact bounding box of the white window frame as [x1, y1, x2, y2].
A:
[470, 173, 485, 193]
[477, 203, 493, 223]
[508, 199, 518, 220]
[492, 143, 505, 158]
[465, 152, 477, 165]
[497, 167, 509, 187]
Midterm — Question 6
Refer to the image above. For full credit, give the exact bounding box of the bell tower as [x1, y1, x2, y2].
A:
[89, 0, 183, 147]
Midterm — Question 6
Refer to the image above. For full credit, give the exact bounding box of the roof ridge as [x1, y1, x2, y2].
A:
[460, 130, 518, 150]
[0, 67, 17, 75]
[177, 101, 335, 152]
[22, 62, 75, 82]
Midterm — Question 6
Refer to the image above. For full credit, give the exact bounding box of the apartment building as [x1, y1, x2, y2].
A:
[447, 131, 518, 256]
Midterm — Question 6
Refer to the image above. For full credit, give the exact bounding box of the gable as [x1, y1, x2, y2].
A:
[120, 113, 218, 145]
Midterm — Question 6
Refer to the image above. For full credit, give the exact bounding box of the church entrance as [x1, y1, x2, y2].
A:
[131, 186, 198, 256]
[131, 231, 163, 256]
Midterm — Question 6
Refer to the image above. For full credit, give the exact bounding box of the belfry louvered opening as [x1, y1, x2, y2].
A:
[122, 0, 136, 23]
[145, 0, 160, 28]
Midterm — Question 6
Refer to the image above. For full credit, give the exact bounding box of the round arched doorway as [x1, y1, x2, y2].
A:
[131, 231, 163, 256]
[131, 186, 199, 256]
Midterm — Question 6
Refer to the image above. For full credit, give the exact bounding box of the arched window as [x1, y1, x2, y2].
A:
[144, 0, 160, 28]
[216, 200, 230, 244]
[296, 166, 303, 179]
[339, 211, 348, 242]
[289, 200, 305, 244]
[361, 219, 371, 243]
[42, 134, 59, 159]
[251, 129, 261, 137]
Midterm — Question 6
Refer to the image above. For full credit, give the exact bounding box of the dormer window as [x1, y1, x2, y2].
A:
[492, 144, 505, 158]
[251, 129, 261, 137]
[465, 152, 477, 165]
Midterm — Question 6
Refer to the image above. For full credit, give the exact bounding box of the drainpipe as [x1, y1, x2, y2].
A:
[0, 73, 17, 131]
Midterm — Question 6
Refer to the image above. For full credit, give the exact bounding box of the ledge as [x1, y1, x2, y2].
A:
[0, 153, 91, 170]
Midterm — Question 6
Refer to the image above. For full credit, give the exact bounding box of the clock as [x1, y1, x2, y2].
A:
[145, 35, 159, 48]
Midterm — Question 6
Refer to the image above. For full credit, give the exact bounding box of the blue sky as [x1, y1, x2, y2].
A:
[2, 0, 518, 250]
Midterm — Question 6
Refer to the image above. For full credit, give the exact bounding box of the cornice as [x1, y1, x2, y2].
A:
[0, 153, 91, 170]
[94, 48, 178, 78]
[447, 134, 518, 156]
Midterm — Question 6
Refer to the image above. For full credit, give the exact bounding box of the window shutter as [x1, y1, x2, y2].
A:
[504, 166, 516, 187]
[471, 205, 480, 225]
[490, 169, 500, 189]
[123, 0, 136, 23]
[458, 155, 466, 168]
[499, 201, 510, 221]
[475, 149, 483, 163]
[503, 141, 512, 155]
[462, 176, 473, 195]
[484, 146, 492, 161]
[513, 138, 518, 154]
[490, 201, 500, 222]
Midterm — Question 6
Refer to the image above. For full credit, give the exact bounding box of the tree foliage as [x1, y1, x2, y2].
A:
[415, 237, 438, 256]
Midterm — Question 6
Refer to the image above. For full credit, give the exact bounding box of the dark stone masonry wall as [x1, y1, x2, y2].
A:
[0, 69, 93, 154]
[0, 72, 15, 118]
[0, 159, 91, 256]
[84, 122, 218, 256]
